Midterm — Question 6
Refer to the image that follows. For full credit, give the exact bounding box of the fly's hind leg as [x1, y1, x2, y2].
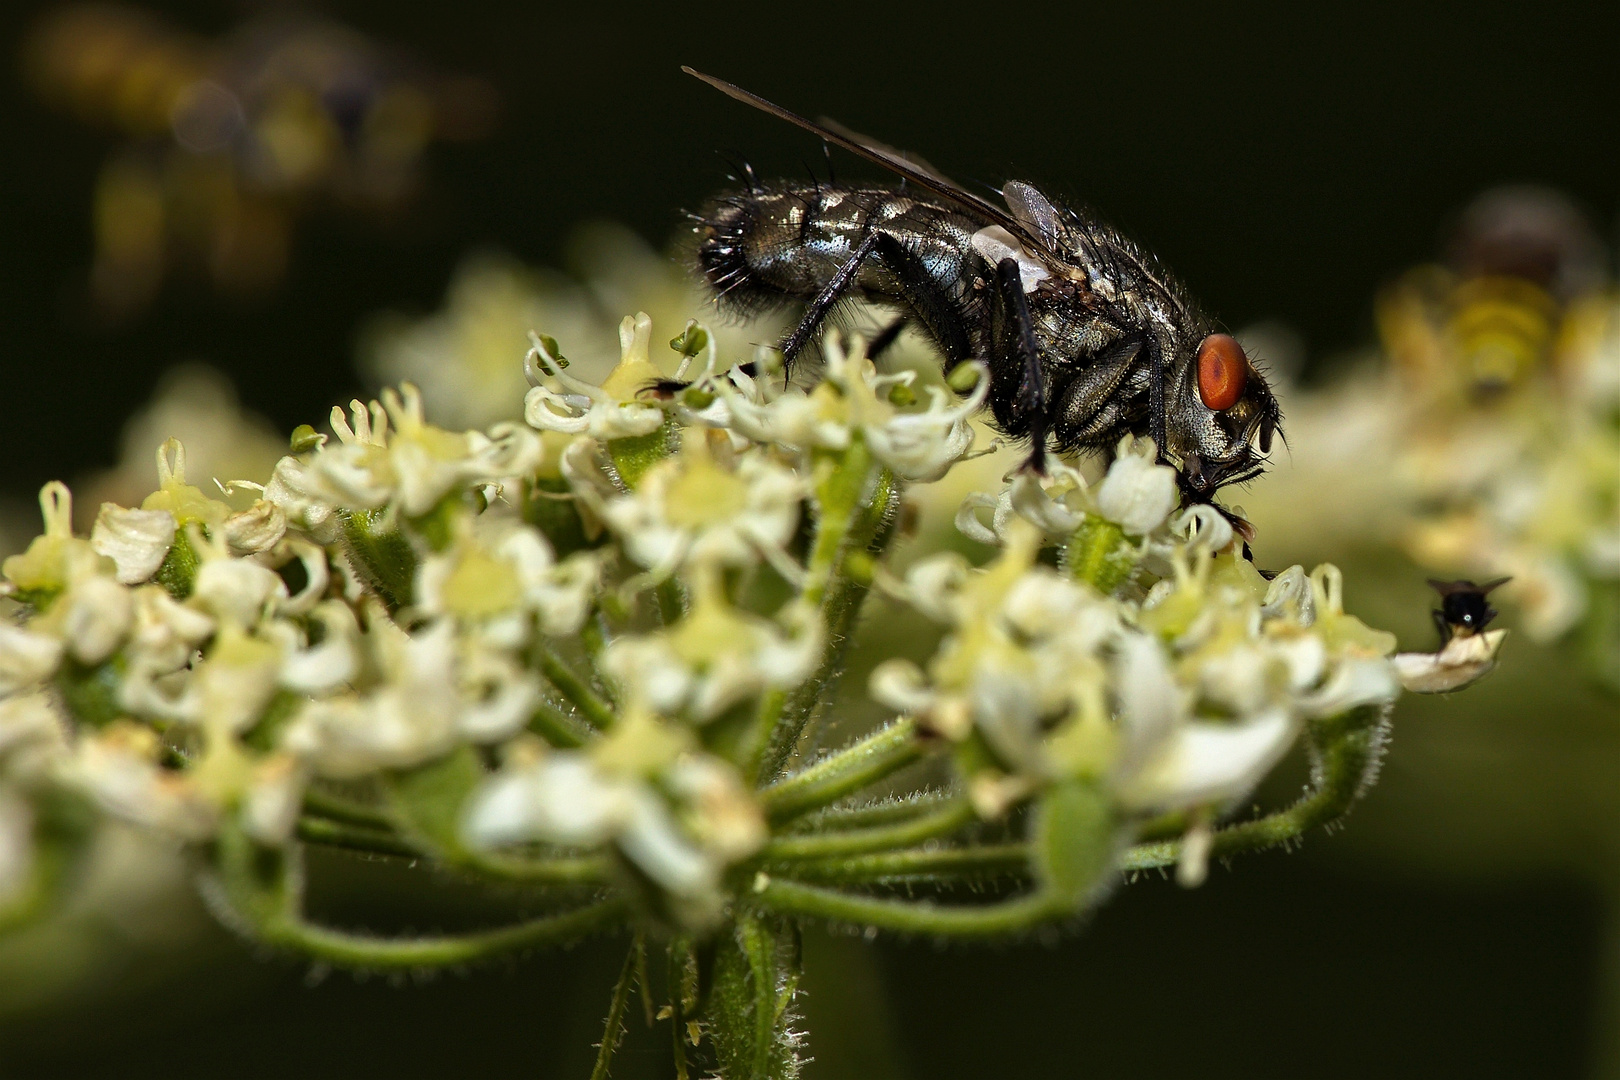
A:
[993, 257, 1049, 474]
[777, 229, 885, 372]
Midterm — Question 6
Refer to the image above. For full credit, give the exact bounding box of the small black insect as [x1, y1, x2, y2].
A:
[683, 68, 1282, 504]
[1427, 578, 1510, 645]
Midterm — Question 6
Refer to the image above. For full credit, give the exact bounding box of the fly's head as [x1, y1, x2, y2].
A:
[1169, 331, 1282, 503]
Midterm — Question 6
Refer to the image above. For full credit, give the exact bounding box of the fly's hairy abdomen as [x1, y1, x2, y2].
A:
[695, 185, 986, 328]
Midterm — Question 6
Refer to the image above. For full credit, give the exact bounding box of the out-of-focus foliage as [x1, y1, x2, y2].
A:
[360, 224, 786, 431]
[1247, 187, 1618, 691]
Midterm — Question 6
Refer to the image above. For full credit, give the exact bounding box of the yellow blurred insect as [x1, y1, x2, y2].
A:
[1376, 186, 1605, 401]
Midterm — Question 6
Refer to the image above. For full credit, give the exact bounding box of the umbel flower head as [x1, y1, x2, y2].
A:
[0, 305, 1500, 1078]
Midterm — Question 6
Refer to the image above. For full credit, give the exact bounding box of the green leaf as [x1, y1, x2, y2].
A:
[707, 911, 802, 1080]
[384, 746, 486, 860]
[1033, 779, 1116, 909]
[155, 527, 200, 599]
[55, 655, 126, 727]
[607, 418, 678, 491]
[340, 508, 417, 609]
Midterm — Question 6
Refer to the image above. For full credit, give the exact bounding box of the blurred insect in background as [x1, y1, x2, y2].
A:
[23, 3, 498, 320]
[1377, 186, 1607, 402]
[1374, 189, 1618, 686]
[683, 69, 1281, 509]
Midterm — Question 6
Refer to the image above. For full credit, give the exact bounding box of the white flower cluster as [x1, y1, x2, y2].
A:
[463, 709, 766, 922]
[878, 443, 1500, 857]
[0, 298, 1502, 931]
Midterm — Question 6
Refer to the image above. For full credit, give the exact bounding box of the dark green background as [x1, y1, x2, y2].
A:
[0, 1, 1616, 1076]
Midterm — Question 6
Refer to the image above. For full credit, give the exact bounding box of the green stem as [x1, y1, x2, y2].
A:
[786, 791, 957, 833]
[739, 445, 887, 785]
[212, 821, 627, 969]
[529, 697, 591, 748]
[756, 878, 1061, 938]
[533, 639, 617, 729]
[459, 850, 612, 885]
[590, 944, 640, 1080]
[759, 718, 925, 822]
[302, 787, 395, 830]
[295, 816, 421, 859]
[757, 570, 875, 784]
[779, 843, 1031, 884]
[760, 468, 897, 784]
[708, 910, 802, 1080]
[760, 797, 974, 862]
[257, 898, 631, 969]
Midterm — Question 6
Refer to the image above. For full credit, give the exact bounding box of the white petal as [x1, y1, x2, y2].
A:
[191, 558, 287, 625]
[241, 755, 307, 845]
[91, 505, 176, 584]
[0, 693, 66, 761]
[1262, 566, 1315, 626]
[1298, 656, 1400, 716]
[617, 788, 716, 897]
[1113, 633, 1187, 763]
[458, 676, 540, 742]
[1393, 630, 1507, 694]
[1118, 710, 1297, 811]
[1095, 453, 1178, 536]
[62, 576, 133, 666]
[223, 500, 286, 556]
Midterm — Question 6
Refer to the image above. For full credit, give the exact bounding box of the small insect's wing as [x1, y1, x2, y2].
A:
[683, 67, 1048, 256]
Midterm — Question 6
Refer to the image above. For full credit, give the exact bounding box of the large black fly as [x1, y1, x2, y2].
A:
[683, 68, 1282, 508]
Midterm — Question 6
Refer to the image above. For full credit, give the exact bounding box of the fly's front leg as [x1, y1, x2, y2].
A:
[777, 229, 885, 372]
[994, 257, 1048, 474]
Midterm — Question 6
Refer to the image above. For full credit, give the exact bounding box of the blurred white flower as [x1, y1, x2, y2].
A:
[64, 725, 218, 840]
[0, 624, 63, 697]
[415, 515, 599, 638]
[283, 620, 539, 777]
[462, 710, 762, 916]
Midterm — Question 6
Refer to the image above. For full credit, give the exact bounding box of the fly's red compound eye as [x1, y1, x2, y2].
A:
[1196, 333, 1248, 411]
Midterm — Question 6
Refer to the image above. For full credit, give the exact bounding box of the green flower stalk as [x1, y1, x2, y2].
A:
[0, 310, 1500, 1076]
